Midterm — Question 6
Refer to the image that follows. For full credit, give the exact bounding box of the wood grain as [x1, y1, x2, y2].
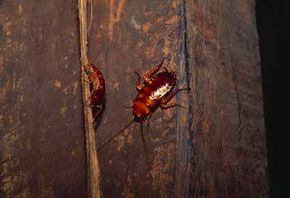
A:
[0, 1, 86, 197]
[185, 0, 268, 197]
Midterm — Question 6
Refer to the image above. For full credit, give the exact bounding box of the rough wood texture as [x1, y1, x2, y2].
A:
[91, 0, 268, 197]
[0, 0, 268, 197]
[185, 0, 268, 197]
[90, 0, 188, 197]
[0, 1, 87, 197]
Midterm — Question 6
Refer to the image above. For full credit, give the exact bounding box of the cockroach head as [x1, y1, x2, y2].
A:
[83, 64, 94, 74]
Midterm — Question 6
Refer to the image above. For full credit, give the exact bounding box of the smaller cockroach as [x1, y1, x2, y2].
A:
[97, 58, 189, 152]
[83, 64, 106, 118]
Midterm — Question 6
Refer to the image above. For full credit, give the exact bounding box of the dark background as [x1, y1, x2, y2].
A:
[256, 0, 289, 197]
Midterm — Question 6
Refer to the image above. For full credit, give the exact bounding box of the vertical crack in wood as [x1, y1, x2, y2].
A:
[227, 36, 244, 142]
[78, 0, 101, 197]
[175, 0, 193, 196]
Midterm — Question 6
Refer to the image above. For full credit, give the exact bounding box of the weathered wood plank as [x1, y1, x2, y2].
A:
[91, 0, 268, 197]
[90, 0, 188, 196]
[185, 0, 268, 197]
[0, 0, 87, 197]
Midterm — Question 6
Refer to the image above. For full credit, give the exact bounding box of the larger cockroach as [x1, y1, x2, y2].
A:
[97, 58, 189, 151]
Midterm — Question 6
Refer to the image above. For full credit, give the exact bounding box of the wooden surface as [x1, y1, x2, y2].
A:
[185, 1, 268, 197]
[0, 1, 87, 197]
[0, 0, 268, 197]
[92, 0, 268, 197]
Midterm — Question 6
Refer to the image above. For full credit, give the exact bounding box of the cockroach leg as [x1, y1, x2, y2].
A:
[145, 112, 153, 134]
[134, 71, 143, 91]
[123, 104, 133, 109]
[163, 67, 169, 73]
[84, 97, 91, 106]
[92, 105, 103, 119]
[160, 103, 186, 109]
[162, 88, 190, 103]
[140, 121, 150, 164]
[84, 80, 91, 84]
[143, 58, 164, 82]
[84, 97, 102, 111]
[160, 88, 190, 109]
[146, 118, 150, 137]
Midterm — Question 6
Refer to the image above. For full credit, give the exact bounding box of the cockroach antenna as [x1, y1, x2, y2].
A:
[97, 119, 135, 151]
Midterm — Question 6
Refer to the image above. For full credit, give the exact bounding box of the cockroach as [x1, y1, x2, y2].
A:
[83, 64, 106, 118]
[81, 0, 106, 119]
[97, 58, 189, 152]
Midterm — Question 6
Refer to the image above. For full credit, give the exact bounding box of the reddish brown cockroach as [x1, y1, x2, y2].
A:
[82, 2, 106, 119]
[83, 64, 106, 118]
[97, 58, 189, 151]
